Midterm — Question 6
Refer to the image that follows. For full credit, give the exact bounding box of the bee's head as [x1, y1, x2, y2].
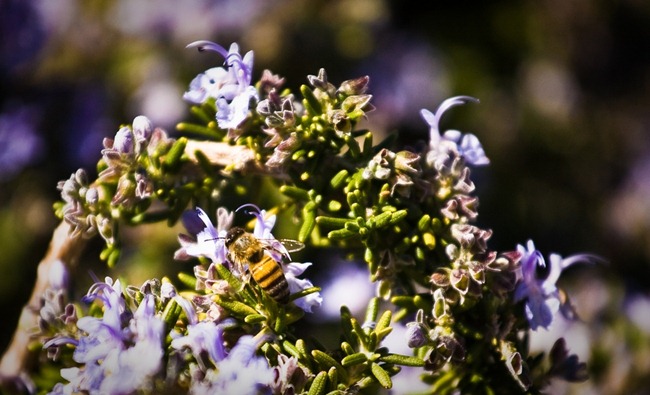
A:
[225, 226, 246, 247]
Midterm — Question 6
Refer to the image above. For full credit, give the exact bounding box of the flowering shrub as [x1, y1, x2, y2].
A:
[1, 40, 599, 394]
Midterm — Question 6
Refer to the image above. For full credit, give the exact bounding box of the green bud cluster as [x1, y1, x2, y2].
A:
[258, 298, 425, 394]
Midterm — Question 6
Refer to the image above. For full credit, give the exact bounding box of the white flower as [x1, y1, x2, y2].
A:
[284, 262, 322, 313]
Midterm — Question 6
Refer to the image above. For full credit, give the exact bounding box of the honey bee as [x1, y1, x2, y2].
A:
[224, 226, 305, 304]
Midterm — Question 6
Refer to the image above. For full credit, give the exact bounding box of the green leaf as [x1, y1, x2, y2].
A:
[341, 352, 368, 367]
[298, 209, 316, 242]
[213, 296, 258, 317]
[350, 203, 365, 218]
[328, 228, 356, 240]
[177, 272, 197, 289]
[301, 85, 323, 115]
[163, 137, 187, 172]
[107, 247, 120, 268]
[327, 200, 342, 212]
[296, 339, 313, 369]
[289, 286, 321, 302]
[189, 105, 213, 124]
[344, 135, 361, 159]
[176, 122, 217, 138]
[389, 209, 408, 225]
[244, 314, 267, 324]
[375, 310, 392, 334]
[312, 350, 349, 384]
[312, 350, 340, 369]
[316, 216, 349, 228]
[307, 371, 328, 395]
[374, 327, 392, 342]
[371, 211, 392, 229]
[327, 367, 338, 390]
[365, 297, 380, 326]
[418, 214, 431, 232]
[430, 369, 461, 394]
[162, 299, 182, 330]
[282, 340, 301, 359]
[370, 362, 392, 389]
[422, 232, 436, 249]
[330, 169, 349, 189]
[350, 318, 369, 350]
[280, 185, 310, 201]
[213, 262, 244, 295]
[413, 294, 431, 311]
[362, 131, 373, 154]
[341, 342, 355, 356]
[379, 354, 425, 367]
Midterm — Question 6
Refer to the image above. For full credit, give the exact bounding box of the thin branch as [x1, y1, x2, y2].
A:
[0, 221, 86, 391]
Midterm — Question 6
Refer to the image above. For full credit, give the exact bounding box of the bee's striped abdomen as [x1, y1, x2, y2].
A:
[250, 256, 290, 303]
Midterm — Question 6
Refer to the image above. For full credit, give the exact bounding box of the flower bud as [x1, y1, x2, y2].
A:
[74, 168, 88, 185]
[85, 187, 98, 205]
[395, 151, 421, 174]
[406, 322, 429, 348]
[338, 75, 369, 95]
[96, 215, 114, 243]
[113, 126, 134, 154]
[161, 282, 177, 299]
[132, 115, 153, 142]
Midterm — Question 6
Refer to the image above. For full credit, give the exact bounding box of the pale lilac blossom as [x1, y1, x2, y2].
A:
[45, 278, 165, 394]
[514, 240, 600, 331]
[189, 335, 274, 395]
[420, 96, 489, 167]
[185, 41, 258, 130]
[216, 93, 254, 130]
[170, 319, 236, 368]
[175, 207, 234, 264]
[172, 324, 274, 394]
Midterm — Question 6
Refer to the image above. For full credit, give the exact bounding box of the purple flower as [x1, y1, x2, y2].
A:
[216, 91, 255, 130]
[420, 96, 489, 167]
[183, 67, 232, 104]
[45, 278, 165, 394]
[172, 322, 274, 394]
[170, 319, 236, 368]
[189, 335, 274, 395]
[185, 41, 258, 130]
[175, 207, 234, 264]
[99, 294, 164, 394]
[514, 240, 600, 331]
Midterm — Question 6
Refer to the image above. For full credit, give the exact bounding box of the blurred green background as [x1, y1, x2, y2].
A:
[2, 0, 650, 393]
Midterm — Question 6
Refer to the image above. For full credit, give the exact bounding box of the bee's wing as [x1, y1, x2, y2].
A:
[278, 239, 305, 253]
[259, 238, 304, 259]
